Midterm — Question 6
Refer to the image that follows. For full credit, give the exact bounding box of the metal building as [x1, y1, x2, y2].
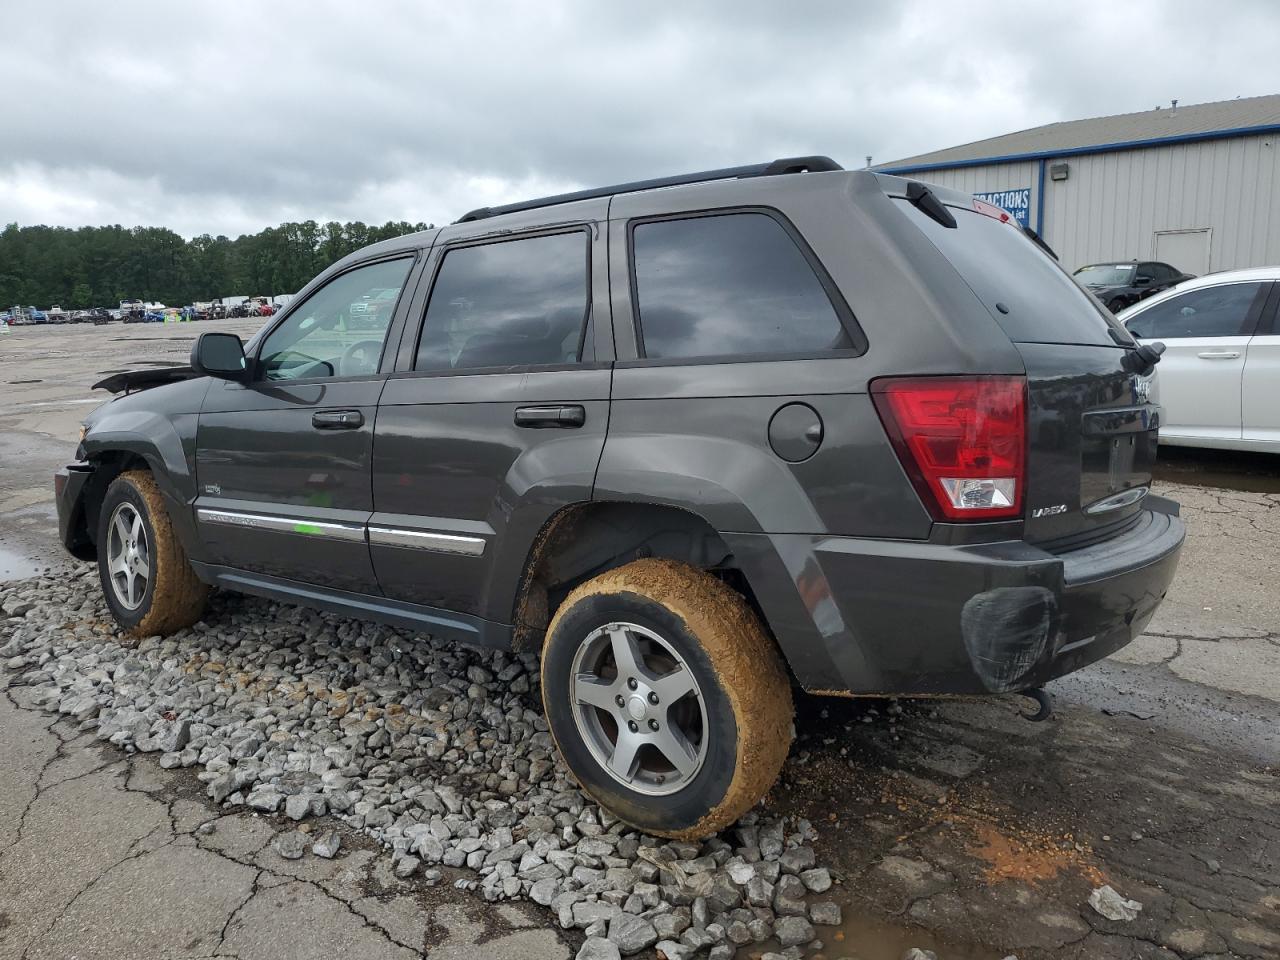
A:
[877, 94, 1280, 275]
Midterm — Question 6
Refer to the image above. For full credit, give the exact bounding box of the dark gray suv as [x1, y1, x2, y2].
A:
[55, 157, 1184, 838]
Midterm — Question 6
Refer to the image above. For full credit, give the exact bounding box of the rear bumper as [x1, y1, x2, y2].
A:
[730, 499, 1185, 696]
[54, 463, 96, 559]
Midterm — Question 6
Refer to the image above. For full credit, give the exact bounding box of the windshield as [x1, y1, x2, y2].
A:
[1074, 264, 1135, 286]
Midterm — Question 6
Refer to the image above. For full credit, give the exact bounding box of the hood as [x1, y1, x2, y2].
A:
[91, 366, 197, 395]
[82, 373, 212, 431]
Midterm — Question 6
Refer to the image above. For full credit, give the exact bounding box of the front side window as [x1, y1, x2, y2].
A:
[415, 231, 589, 371]
[631, 212, 852, 361]
[1125, 282, 1263, 339]
[259, 257, 413, 380]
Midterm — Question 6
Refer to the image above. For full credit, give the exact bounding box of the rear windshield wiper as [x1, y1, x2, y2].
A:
[905, 181, 957, 228]
[1121, 341, 1165, 376]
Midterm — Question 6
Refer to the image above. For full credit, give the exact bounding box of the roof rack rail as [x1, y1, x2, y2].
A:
[454, 155, 843, 223]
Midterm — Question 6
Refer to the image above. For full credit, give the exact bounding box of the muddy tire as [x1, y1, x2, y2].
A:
[96, 470, 209, 638]
[541, 558, 793, 839]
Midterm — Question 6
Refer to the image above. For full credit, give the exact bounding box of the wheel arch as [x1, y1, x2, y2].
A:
[80, 415, 202, 559]
[510, 500, 772, 656]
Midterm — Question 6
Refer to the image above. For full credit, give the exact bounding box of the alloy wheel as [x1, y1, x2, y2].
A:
[569, 621, 708, 796]
[106, 502, 150, 610]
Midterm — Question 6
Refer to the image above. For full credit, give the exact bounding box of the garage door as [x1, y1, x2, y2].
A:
[1155, 229, 1211, 276]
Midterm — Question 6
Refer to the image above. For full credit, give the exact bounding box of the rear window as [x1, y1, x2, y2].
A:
[897, 200, 1127, 347]
[416, 231, 589, 371]
[631, 212, 856, 361]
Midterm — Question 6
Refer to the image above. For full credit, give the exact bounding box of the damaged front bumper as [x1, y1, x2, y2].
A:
[54, 462, 97, 559]
[728, 497, 1185, 696]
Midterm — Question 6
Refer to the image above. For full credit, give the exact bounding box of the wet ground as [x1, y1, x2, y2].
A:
[1153, 444, 1280, 495]
[2, 321, 1278, 959]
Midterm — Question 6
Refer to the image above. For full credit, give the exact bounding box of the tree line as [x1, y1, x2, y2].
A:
[0, 219, 433, 310]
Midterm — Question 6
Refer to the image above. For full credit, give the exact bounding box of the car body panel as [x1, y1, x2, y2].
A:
[195, 377, 385, 592]
[372, 367, 612, 618]
[78, 377, 211, 556]
[729, 501, 1183, 694]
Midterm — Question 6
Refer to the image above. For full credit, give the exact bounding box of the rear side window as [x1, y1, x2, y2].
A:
[897, 200, 1124, 346]
[631, 212, 854, 361]
[415, 231, 589, 371]
[1125, 282, 1264, 339]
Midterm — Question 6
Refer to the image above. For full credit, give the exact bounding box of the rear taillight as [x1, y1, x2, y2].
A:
[872, 376, 1026, 521]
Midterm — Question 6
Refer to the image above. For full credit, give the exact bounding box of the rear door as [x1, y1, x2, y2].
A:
[370, 208, 612, 627]
[1122, 280, 1269, 442]
[1242, 283, 1280, 445]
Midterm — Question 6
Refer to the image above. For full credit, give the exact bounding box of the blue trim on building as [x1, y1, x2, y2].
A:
[1036, 158, 1046, 233]
[879, 122, 1280, 174]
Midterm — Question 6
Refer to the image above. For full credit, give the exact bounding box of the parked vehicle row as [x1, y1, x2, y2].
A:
[2, 295, 290, 326]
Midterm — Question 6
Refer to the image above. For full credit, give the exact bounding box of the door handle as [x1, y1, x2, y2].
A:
[1196, 350, 1241, 359]
[514, 404, 586, 428]
[312, 409, 364, 429]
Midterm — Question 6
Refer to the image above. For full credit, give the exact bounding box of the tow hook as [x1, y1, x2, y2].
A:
[1019, 687, 1053, 722]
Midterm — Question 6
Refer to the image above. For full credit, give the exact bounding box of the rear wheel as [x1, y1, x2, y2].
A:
[1107, 297, 1127, 313]
[97, 470, 209, 637]
[541, 558, 793, 839]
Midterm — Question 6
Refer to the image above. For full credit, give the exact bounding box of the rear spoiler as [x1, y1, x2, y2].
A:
[92, 366, 196, 395]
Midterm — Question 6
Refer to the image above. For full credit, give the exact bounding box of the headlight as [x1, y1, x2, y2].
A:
[79, 424, 89, 442]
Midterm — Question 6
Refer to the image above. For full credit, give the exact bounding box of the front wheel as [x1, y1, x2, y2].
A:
[1108, 297, 1127, 313]
[96, 470, 209, 638]
[541, 559, 793, 839]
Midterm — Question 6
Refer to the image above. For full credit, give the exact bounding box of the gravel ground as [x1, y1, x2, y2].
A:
[2, 567, 850, 960]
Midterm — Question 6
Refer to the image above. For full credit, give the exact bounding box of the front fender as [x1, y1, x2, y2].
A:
[81, 407, 203, 560]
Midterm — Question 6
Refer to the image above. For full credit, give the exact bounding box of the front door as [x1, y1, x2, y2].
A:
[195, 254, 418, 592]
[370, 209, 612, 630]
[1124, 280, 1269, 441]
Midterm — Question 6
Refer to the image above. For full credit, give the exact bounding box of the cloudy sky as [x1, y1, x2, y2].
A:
[3, 0, 1277, 238]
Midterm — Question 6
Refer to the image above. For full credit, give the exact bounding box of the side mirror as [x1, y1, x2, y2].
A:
[1134, 274, 1153, 287]
[191, 332, 247, 379]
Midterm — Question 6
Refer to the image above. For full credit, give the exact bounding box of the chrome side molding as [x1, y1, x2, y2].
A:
[367, 525, 486, 556]
[197, 506, 487, 556]
[197, 508, 367, 542]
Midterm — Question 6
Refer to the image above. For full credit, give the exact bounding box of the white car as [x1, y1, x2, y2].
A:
[1118, 267, 1279, 452]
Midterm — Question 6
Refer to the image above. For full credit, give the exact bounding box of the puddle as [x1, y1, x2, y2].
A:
[0, 543, 42, 581]
[1153, 446, 1280, 494]
[767, 910, 1001, 960]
